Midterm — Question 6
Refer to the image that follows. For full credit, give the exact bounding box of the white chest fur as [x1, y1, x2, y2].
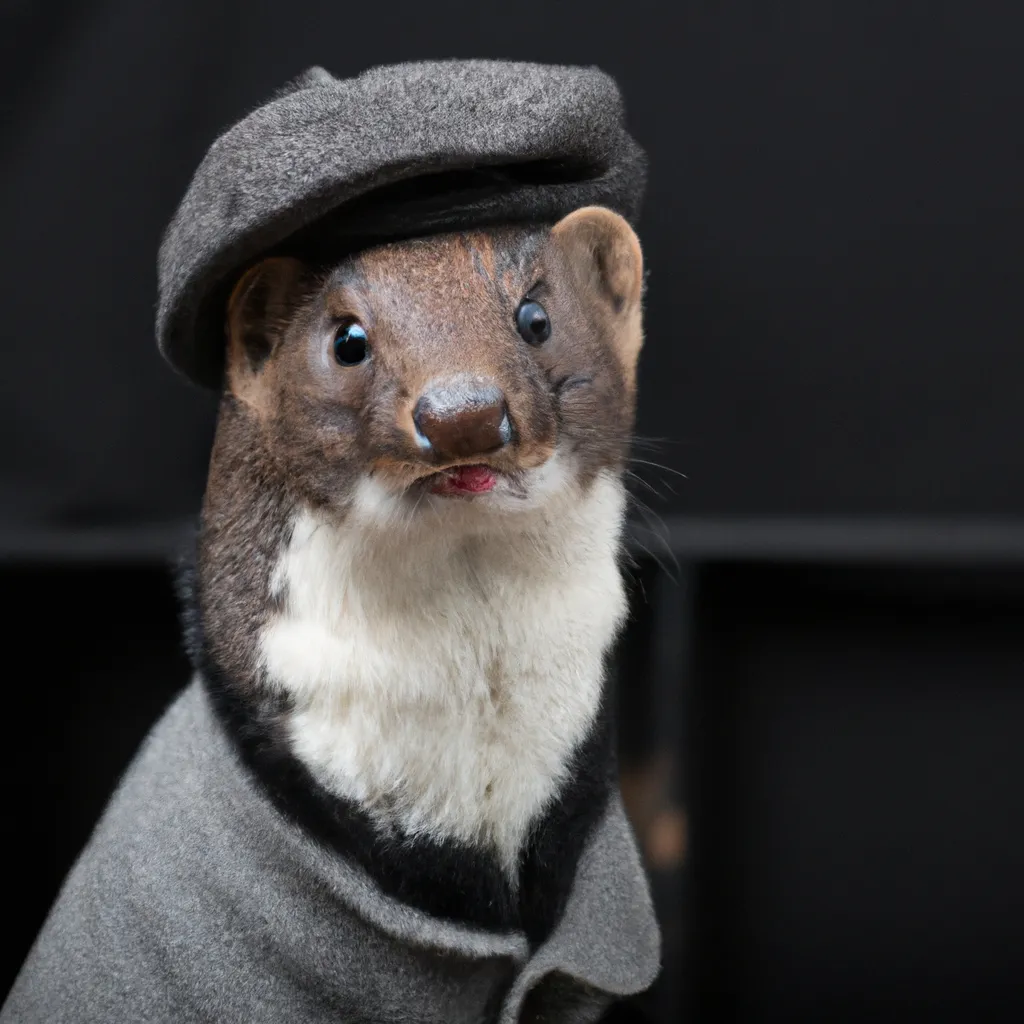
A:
[259, 470, 629, 874]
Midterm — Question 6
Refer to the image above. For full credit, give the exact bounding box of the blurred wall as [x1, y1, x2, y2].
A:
[5, 0, 1024, 551]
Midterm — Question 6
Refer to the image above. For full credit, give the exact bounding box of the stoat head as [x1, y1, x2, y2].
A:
[217, 206, 644, 535]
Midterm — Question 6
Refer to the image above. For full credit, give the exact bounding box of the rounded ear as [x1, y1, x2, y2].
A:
[551, 206, 645, 381]
[550, 206, 644, 316]
[224, 256, 307, 401]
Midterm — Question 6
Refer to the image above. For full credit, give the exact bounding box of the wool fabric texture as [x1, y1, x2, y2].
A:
[2, 682, 660, 1023]
[156, 60, 647, 388]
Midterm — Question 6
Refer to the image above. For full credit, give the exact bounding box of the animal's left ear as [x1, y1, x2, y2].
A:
[550, 206, 645, 377]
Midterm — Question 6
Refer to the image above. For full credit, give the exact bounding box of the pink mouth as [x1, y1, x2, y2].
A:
[429, 464, 498, 496]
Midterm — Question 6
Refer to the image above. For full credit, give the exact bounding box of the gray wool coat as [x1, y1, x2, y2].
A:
[2, 682, 660, 1023]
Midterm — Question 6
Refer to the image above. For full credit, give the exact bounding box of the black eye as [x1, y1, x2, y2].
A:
[515, 299, 551, 345]
[333, 322, 369, 365]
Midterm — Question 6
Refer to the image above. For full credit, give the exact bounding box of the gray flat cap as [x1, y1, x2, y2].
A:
[156, 60, 646, 389]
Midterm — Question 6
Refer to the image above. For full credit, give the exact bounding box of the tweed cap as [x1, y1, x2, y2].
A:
[156, 60, 646, 389]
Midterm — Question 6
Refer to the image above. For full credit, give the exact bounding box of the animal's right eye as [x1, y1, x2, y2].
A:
[334, 322, 369, 365]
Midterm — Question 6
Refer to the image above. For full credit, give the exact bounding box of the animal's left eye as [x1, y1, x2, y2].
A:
[515, 299, 551, 345]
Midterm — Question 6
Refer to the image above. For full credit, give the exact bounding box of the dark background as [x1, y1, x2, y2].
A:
[3, 1, 1024, 1021]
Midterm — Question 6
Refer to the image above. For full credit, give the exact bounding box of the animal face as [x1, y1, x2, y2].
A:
[222, 206, 644, 534]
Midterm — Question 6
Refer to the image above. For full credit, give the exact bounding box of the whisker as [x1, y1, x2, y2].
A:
[625, 492, 680, 581]
[629, 434, 690, 452]
[628, 532, 679, 585]
[628, 457, 689, 481]
[405, 488, 427, 529]
[631, 505, 675, 557]
[632, 568, 650, 607]
[625, 469, 668, 500]
[627, 469, 676, 500]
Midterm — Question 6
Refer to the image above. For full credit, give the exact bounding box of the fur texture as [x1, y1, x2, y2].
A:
[187, 211, 646, 944]
[156, 60, 646, 389]
[262, 462, 628, 871]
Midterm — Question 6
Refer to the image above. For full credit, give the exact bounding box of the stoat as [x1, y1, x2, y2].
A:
[182, 206, 645, 945]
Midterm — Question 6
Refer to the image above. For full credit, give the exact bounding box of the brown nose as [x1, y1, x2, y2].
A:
[413, 379, 512, 460]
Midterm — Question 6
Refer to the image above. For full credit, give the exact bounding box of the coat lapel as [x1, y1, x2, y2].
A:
[497, 794, 662, 1021]
[312, 780, 661, 1019]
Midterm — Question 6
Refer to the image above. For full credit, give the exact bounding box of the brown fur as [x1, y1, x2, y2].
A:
[199, 206, 643, 693]
[185, 207, 646, 938]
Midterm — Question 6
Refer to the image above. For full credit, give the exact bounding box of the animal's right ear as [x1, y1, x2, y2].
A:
[224, 256, 307, 402]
